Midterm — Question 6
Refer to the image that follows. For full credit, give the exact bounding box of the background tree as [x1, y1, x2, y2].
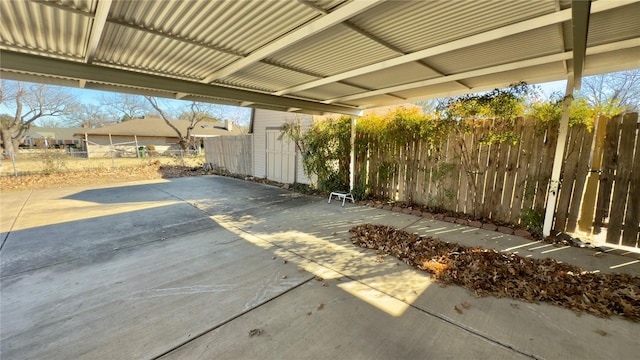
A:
[100, 93, 150, 122]
[72, 104, 117, 128]
[578, 69, 640, 113]
[144, 96, 213, 151]
[207, 104, 251, 129]
[1, 81, 77, 157]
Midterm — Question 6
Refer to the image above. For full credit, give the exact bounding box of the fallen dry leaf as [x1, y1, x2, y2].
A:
[349, 224, 640, 321]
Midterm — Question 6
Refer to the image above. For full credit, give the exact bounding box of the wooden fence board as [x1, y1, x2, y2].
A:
[554, 125, 585, 231]
[476, 121, 491, 218]
[484, 139, 498, 217]
[455, 133, 470, 213]
[535, 120, 559, 211]
[491, 139, 510, 219]
[594, 116, 622, 234]
[511, 117, 536, 223]
[607, 114, 636, 245]
[424, 142, 437, 207]
[565, 126, 594, 233]
[463, 131, 477, 215]
[521, 120, 545, 214]
[444, 133, 459, 211]
[410, 139, 418, 204]
[501, 118, 524, 220]
[392, 142, 401, 201]
[621, 113, 640, 247]
[373, 141, 382, 196]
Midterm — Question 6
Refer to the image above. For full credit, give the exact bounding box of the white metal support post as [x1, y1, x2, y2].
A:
[543, 78, 575, 237]
[542, 0, 590, 237]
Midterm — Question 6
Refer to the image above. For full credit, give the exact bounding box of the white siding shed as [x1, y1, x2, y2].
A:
[252, 109, 314, 185]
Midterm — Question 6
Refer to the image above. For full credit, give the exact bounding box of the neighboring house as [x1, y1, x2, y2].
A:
[22, 127, 85, 148]
[76, 117, 242, 157]
[250, 104, 421, 185]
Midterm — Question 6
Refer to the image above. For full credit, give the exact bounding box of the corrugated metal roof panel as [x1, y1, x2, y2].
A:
[306, 0, 351, 12]
[425, 26, 562, 75]
[453, 63, 567, 90]
[587, 2, 640, 46]
[218, 63, 319, 93]
[1, 0, 638, 115]
[96, 23, 239, 80]
[268, 24, 399, 77]
[339, 93, 407, 108]
[346, 62, 442, 90]
[109, 0, 319, 55]
[584, 48, 640, 76]
[349, 0, 557, 53]
[0, 0, 89, 58]
[388, 82, 467, 101]
[290, 82, 369, 101]
[54, 0, 95, 12]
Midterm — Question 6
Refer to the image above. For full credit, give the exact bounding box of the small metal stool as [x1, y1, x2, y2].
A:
[328, 191, 354, 206]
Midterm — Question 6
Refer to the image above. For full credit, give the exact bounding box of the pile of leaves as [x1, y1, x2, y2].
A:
[350, 224, 640, 321]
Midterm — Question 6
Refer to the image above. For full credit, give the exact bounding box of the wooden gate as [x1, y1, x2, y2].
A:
[266, 129, 296, 183]
[555, 112, 639, 248]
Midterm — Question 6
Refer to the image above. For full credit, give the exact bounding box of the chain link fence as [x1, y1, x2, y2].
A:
[1, 148, 205, 177]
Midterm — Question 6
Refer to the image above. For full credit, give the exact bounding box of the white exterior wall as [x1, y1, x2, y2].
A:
[252, 109, 314, 184]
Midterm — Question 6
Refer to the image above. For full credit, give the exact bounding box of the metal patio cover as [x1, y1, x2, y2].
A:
[1, 0, 639, 116]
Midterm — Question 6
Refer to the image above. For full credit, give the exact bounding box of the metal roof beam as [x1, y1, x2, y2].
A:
[326, 38, 640, 104]
[0, 51, 363, 116]
[326, 53, 572, 103]
[553, 0, 569, 74]
[275, 0, 637, 96]
[571, 0, 591, 90]
[297, 0, 470, 91]
[84, 0, 112, 64]
[29, 0, 92, 17]
[201, 0, 385, 83]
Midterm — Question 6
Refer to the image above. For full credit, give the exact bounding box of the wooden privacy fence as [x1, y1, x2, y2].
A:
[357, 116, 559, 225]
[555, 113, 639, 248]
[204, 135, 252, 175]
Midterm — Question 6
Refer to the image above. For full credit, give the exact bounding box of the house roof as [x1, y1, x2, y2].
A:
[27, 127, 86, 140]
[1, 1, 639, 116]
[76, 118, 242, 137]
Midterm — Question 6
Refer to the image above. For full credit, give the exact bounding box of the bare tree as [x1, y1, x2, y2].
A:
[72, 104, 117, 128]
[209, 104, 251, 127]
[101, 93, 151, 122]
[579, 69, 640, 113]
[1, 81, 77, 157]
[144, 96, 210, 151]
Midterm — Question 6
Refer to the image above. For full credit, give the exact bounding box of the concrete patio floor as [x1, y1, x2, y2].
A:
[1, 176, 639, 360]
